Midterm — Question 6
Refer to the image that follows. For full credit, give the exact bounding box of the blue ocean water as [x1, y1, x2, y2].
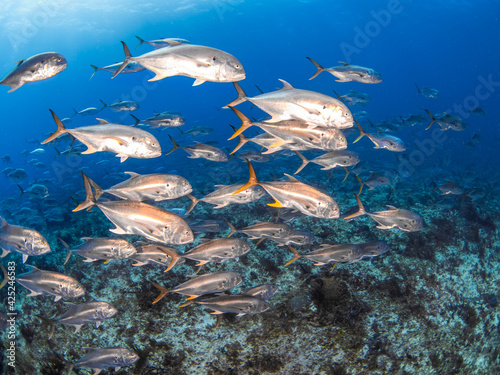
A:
[1, 0, 499, 374]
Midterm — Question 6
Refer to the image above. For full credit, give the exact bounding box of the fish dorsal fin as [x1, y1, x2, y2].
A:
[0, 217, 7, 228]
[278, 79, 294, 90]
[15, 59, 25, 67]
[124, 171, 140, 179]
[185, 274, 198, 279]
[339, 61, 350, 66]
[283, 173, 299, 182]
[386, 205, 398, 210]
[95, 118, 110, 125]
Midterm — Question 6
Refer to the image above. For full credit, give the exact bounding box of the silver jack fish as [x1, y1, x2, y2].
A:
[225, 80, 353, 129]
[113, 40, 245, 85]
[228, 107, 347, 152]
[41, 110, 162, 163]
[0, 217, 51, 263]
[160, 238, 251, 271]
[69, 347, 139, 375]
[294, 150, 359, 174]
[0, 52, 67, 92]
[60, 237, 136, 264]
[345, 194, 424, 232]
[167, 136, 228, 161]
[307, 57, 382, 84]
[41, 301, 117, 338]
[17, 265, 85, 302]
[151, 271, 242, 303]
[88, 171, 192, 202]
[74, 172, 194, 245]
[234, 160, 340, 219]
[354, 120, 405, 152]
[196, 295, 270, 316]
[285, 244, 363, 266]
[186, 184, 265, 213]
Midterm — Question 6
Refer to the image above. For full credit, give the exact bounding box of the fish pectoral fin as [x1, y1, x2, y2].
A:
[73, 324, 83, 333]
[236, 312, 246, 317]
[269, 139, 289, 148]
[268, 200, 285, 208]
[54, 296, 62, 302]
[26, 289, 43, 297]
[117, 154, 129, 163]
[109, 227, 127, 235]
[1, 248, 10, 258]
[104, 136, 127, 146]
[209, 311, 224, 315]
[195, 260, 209, 266]
[82, 258, 97, 263]
[148, 71, 169, 82]
[81, 145, 99, 155]
[375, 224, 395, 230]
[114, 367, 121, 373]
[193, 78, 206, 86]
[132, 261, 147, 267]
[185, 295, 199, 301]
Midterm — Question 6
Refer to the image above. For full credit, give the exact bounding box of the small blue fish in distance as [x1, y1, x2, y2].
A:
[68, 347, 138, 375]
[0, 52, 67, 92]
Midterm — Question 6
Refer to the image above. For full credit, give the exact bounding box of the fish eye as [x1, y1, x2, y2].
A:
[132, 136, 136, 141]
[213, 56, 216, 61]
[323, 105, 327, 109]
[344, 113, 349, 117]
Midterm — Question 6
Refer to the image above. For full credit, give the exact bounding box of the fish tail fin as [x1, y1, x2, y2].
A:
[17, 184, 24, 199]
[134, 36, 145, 49]
[355, 174, 365, 195]
[73, 171, 96, 212]
[166, 135, 180, 155]
[232, 159, 260, 195]
[112, 41, 133, 79]
[224, 220, 238, 237]
[424, 109, 435, 130]
[54, 147, 61, 159]
[98, 99, 107, 111]
[227, 107, 253, 140]
[37, 315, 56, 339]
[151, 282, 169, 304]
[415, 82, 421, 95]
[228, 124, 249, 154]
[342, 166, 350, 183]
[155, 247, 182, 272]
[354, 119, 367, 143]
[293, 151, 309, 174]
[0, 263, 8, 290]
[85, 174, 104, 200]
[284, 245, 301, 266]
[332, 89, 344, 103]
[177, 127, 184, 137]
[344, 193, 367, 220]
[130, 114, 140, 127]
[58, 237, 72, 265]
[72, 108, 78, 117]
[41, 110, 67, 144]
[306, 57, 325, 80]
[185, 194, 199, 215]
[89, 65, 99, 79]
[223, 82, 247, 108]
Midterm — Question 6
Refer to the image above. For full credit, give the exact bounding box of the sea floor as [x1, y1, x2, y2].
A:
[1, 187, 499, 375]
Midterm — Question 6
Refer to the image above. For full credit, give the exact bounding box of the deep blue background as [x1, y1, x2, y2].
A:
[0, 0, 499, 199]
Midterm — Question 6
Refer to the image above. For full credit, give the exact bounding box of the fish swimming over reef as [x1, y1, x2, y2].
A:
[41, 110, 161, 162]
[0, 216, 51, 263]
[74, 172, 194, 245]
[17, 265, 85, 302]
[151, 271, 242, 303]
[0, 52, 67, 92]
[69, 347, 139, 375]
[196, 295, 270, 316]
